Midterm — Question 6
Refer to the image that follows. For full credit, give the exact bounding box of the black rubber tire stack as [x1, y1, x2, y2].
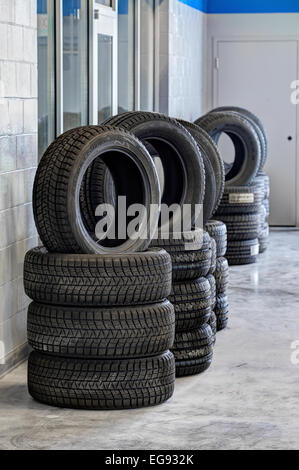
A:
[196, 107, 269, 265]
[100, 111, 218, 378]
[214, 183, 262, 266]
[25, 125, 176, 410]
[205, 220, 229, 331]
[157, 230, 215, 377]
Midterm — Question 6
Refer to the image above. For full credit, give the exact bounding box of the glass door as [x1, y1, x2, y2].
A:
[90, 0, 118, 124]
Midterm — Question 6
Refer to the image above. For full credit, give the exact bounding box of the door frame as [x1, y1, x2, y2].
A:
[89, 0, 118, 124]
[212, 35, 299, 226]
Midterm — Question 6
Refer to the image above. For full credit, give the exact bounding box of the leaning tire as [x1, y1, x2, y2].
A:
[210, 106, 267, 171]
[168, 278, 211, 332]
[103, 112, 206, 232]
[177, 119, 225, 221]
[28, 350, 175, 410]
[80, 160, 116, 234]
[33, 126, 160, 254]
[27, 300, 175, 358]
[195, 112, 261, 186]
[24, 247, 172, 306]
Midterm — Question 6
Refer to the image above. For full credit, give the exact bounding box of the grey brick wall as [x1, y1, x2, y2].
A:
[0, 0, 38, 376]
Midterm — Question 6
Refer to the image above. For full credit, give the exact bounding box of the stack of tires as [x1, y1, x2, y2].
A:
[100, 113, 225, 377]
[146, 119, 227, 374]
[24, 125, 177, 410]
[195, 107, 269, 265]
[158, 229, 215, 377]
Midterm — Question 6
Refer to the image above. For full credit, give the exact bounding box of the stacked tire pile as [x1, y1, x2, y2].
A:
[158, 229, 215, 377]
[24, 125, 177, 410]
[100, 113, 226, 377]
[25, 111, 232, 409]
[195, 106, 270, 265]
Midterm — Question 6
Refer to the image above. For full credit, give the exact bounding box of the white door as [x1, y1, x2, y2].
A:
[90, 0, 118, 124]
[214, 40, 298, 226]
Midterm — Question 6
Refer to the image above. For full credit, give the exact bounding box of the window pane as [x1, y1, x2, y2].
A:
[118, 0, 135, 113]
[140, 0, 154, 111]
[63, 0, 89, 131]
[98, 34, 113, 123]
[37, 0, 55, 157]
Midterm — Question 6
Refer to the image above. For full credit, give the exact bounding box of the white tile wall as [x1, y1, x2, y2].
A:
[168, 0, 206, 121]
[0, 0, 37, 376]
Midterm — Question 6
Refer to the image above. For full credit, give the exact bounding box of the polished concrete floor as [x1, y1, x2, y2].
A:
[0, 230, 298, 450]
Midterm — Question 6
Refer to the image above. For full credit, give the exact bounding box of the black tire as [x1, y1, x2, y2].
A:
[218, 212, 260, 241]
[177, 119, 225, 221]
[206, 274, 216, 310]
[208, 312, 217, 344]
[81, 142, 163, 234]
[217, 317, 229, 331]
[28, 300, 175, 358]
[24, 247, 172, 306]
[215, 294, 229, 331]
[209, 238, 217, 274]
[195, 112, 261, 186]
[169, 278, 211, 332]
[215, 257, 229, 295]
[28, 350, 175, 410]
[172, 325, 214, 377]
[151, 230, 211, 281]
[205, 220, 227, 257]
[210, 106, 267, 171]
[80, 160, 116, 234]
[226, 238, 259, 265]
[215, 183, 264, 215]
[259, 224, 269, 254]
[176, 355, 214, 377]
[103, 112, 205, 232]
[33, 126, 160, 254]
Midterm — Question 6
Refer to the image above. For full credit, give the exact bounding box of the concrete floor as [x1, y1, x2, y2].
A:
[0, 230, 298, 450]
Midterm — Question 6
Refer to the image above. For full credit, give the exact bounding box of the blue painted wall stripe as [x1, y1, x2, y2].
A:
[118, 0, 128, 15]
[178, 0, 207, 12]
[37, 0, 47, 14]
[208, 0, 299, 14]
[178, 0, 299, 13]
